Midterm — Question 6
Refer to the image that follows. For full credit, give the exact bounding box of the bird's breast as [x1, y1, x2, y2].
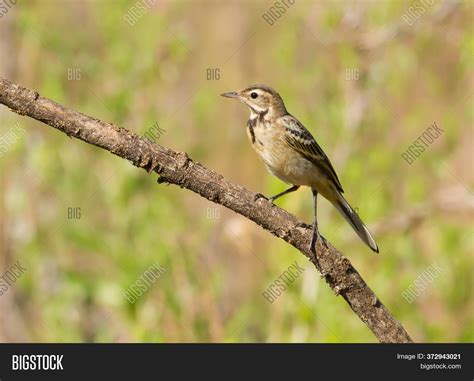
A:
[245, 117, 318, 187]
[246, 118, 275, 159]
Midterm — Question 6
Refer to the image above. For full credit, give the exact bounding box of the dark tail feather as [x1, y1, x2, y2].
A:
[333, 194, 379, 253]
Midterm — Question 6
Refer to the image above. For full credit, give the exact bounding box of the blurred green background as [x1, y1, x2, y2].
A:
[0, 0, 472, 343]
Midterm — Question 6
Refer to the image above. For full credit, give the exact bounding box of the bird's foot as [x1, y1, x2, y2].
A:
[254, 193, 269, 202]
[296, 221, 311, 230]
[310, 231, 328, 277]
[320, 234, 329, 249]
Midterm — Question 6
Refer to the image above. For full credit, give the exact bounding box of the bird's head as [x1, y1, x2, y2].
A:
[221, 84, 288, 118]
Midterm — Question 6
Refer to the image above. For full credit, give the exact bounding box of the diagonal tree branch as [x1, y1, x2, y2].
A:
[0, 77, 412, 343]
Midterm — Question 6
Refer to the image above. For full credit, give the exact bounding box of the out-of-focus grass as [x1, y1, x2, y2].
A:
[0, 0, 472, 342]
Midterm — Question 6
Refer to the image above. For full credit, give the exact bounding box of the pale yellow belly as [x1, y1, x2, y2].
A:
[248, 126, 335, 200]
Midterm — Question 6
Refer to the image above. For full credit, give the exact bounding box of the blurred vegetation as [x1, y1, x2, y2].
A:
[0, 0, 472, 342]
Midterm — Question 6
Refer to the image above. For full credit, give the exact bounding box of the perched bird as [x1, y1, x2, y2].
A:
[221, 85, 379, 255]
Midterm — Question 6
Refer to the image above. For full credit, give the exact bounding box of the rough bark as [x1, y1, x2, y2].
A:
[0, 77, 413, 343]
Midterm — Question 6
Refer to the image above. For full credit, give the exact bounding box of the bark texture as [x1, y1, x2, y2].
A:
[0, 77, 413, 343]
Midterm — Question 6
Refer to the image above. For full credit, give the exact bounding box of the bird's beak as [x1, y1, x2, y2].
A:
[220, 91, 239, 98]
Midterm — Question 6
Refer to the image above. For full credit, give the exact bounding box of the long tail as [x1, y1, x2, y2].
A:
[332, 193, 379, 253]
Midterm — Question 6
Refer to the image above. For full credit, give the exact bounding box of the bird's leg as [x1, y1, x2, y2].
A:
[309, 190, 327, 273]
[309, 190, 319, 252]
[269, 185, 300, 203]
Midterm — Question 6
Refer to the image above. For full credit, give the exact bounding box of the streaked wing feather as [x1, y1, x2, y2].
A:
[282, 116, 344, 193]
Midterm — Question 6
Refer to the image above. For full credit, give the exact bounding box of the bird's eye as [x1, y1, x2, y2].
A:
[250, 92, 258, 99]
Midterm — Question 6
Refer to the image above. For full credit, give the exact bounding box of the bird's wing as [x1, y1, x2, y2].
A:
[281, 115, 344, 193]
